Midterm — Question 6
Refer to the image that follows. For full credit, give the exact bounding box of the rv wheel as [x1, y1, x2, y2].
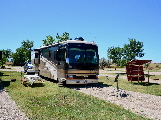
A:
[63, 81, 66, 85]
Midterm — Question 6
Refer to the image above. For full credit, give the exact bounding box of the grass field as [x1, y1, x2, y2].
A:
[99, 75, 161, 96]
[0, 71, 149, 120]
[99, 67, 161, 96]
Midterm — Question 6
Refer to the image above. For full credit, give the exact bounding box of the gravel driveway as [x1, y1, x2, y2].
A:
[0, 89, 29, 120]
[0, 66, 29, 119]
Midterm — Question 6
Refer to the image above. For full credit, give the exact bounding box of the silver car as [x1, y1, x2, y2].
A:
[24, 62, 34, 72]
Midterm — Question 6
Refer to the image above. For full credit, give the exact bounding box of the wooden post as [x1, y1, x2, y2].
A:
[117, 80, 119, 91]
[138, 65, 140, 84]
[148, 70, 149, 84]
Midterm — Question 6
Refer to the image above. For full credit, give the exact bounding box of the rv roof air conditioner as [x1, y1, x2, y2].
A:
[74, 37, 84, 41]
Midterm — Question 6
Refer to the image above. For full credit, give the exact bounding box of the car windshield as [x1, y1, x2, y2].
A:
[28, 64, 33, 66]
[26, 62, 33, 66]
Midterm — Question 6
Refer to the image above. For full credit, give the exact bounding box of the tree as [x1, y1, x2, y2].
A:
[12, 40, 34, 65]
[107, 47, 124, 66]
[12, 48, 26, 66]
[107, 38, 144, 67]
[0, 49, 12, 68]
[56, 32, 70, 43]
[144, 62, 150, 68]
[21, 39, 34, 61]
[42, 32, 70, 46]
[42, 35, 56, 46]
[123, 38, 144, 61]
[99, 57, 112, 69]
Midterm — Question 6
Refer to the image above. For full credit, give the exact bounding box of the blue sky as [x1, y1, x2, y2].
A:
[0, 0, 161, 62]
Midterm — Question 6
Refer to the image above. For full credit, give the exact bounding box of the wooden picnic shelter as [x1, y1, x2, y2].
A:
[126, 60, 152, 82]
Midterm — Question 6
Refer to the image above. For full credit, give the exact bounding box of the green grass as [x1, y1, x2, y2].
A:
[100, 68, 126, 71]
[99, 76, 161, 96]
[99, 68, 161, 96]
[143, 68, 161, 72]
[0, 71, 149, 120]
[149, 75, 161, 79]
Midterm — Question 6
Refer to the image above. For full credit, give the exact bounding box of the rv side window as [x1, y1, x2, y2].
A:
[56, 49, 66, 61]
[49, 51, 51, 58]
[35, 53, 39, 58]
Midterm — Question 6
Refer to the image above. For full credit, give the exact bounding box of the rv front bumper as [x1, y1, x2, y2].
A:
[66, 79, 98, 84]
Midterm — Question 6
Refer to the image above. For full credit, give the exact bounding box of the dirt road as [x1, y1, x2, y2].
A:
[0, 66, 24, 72]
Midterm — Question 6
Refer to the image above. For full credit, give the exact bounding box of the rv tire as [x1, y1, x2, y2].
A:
[63, 81, 66, 85]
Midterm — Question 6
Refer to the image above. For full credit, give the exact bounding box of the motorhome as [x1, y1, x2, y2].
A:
[31, 37, 99, 84]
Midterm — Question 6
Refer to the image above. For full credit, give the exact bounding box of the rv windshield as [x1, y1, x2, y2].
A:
[68, 43, 98, 65]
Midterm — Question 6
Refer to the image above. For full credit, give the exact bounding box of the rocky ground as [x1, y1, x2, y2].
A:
[0, 88, 29, 120]
[0, 66, 29, 119]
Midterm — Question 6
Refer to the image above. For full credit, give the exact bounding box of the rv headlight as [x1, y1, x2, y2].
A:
[96, 75, 99, 79]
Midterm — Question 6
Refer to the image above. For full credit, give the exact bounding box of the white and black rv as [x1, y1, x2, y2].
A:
[31, 37, 99, 84]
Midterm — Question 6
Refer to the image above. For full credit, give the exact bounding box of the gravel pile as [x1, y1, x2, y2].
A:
[0, 89, 29, 120]
[70, 84, 161, 120]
